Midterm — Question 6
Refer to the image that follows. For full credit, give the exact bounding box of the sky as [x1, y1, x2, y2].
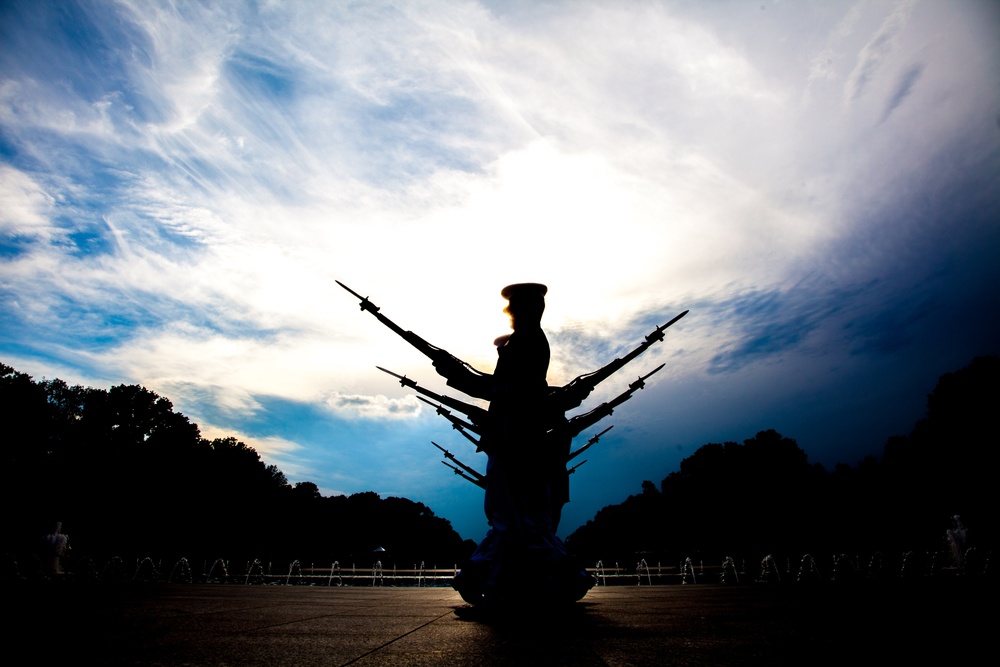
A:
[2, 0, 998, 544]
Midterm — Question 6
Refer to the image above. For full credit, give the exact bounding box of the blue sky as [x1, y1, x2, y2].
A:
[2, 0, 998, 543]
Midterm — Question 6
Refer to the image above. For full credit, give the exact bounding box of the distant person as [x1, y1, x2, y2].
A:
[42, 521, 69, 575]
[946, 515, 968, 569]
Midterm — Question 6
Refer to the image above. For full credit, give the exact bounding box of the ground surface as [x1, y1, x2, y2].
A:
[5, 579, 989, 665]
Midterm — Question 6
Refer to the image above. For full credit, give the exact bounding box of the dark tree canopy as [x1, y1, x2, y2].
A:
[566, 357, 999, 563]
[0, 363, 468, 568]
[5, 355, 995, 571]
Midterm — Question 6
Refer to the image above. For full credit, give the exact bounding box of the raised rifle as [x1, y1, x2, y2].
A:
[337, 280, 489, 387]
[567, 425, 613, 462]
[550, 311, 687, 411]
[433, 442, 486, 488]
[442, 460, 487, 489]
[418, 397, 486, 450]
[560, 364, 665, 439]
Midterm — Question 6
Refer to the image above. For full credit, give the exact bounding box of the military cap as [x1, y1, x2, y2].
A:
[500, 283, 548, 300]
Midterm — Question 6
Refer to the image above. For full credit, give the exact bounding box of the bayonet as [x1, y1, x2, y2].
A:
[442, 461, 487, 489]
[418, 396, 479, 435]
[433, 442, 485, 483]
[419, 397, 486, 450]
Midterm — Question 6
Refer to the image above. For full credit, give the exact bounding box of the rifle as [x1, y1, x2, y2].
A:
[567, 425, 613, 462]
[550, 311, 687, 411]
[337, 281, 490, 389]
[560, 364, 665, 439]
[376, 366, 490, 429]
[418, 397, 486, 450]
[442, 460, 487, 489]
[433, 442, 486, 488]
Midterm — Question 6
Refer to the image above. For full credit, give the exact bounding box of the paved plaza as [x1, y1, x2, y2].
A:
[7, 579, 988, 665]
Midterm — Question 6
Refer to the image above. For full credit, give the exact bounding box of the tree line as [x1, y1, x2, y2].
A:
[5, 356, 995, 574]
[1, 363, 472, 570]
[565, 356, 998, 566]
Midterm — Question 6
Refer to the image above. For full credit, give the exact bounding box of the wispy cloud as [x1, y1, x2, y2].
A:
[2, 0, 998, 540]
[0, 165, 56, 241]
[880, 61, 924, 124]
[845, 0, 916, 104]
[323, 392, 422, 420]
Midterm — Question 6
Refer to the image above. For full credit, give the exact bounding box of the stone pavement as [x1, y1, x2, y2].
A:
[6, 579, 989, 665]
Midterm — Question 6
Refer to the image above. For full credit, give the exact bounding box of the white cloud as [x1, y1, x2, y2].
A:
[0, 165, 56, 238]
[323, 392, 422, 420]
[845, 0, 916, 104]
[4, 0, 990, 404]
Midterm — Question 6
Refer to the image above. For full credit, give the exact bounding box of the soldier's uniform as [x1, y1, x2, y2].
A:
[449, 284, 592, 605]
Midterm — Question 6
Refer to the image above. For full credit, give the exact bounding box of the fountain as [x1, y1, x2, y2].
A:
[328, 561, 342, 586]
[594, 560, 607, 586]
[100, 556, 127, 583]
[243, 559, 265, 585]
[132, 556, 159, 583]
[416, 561, 426, 587]
[796, 554, 821, 583]
[7, 545, 995, 587]
[757, 554, 780, 583]
[831, 554, 857, 582]
[900, 550, 922, 578]
[636, 558, 652, 586]
[680, 557, 696, 584]
[866, 552, 885, 579]
[721, 556, 739, 583]
[168, 557, 192, 583]
[203, 558, 229, 583]
[285, 560, 303, 585]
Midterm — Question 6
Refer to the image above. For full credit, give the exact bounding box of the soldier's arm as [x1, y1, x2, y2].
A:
[433, 358, 493, 399]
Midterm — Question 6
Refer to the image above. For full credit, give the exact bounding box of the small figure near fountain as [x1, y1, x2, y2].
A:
[946, 515, 969, 570]
[41, 521, 69, 576]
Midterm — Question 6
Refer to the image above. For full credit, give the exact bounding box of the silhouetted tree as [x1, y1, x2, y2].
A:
[566, 357, 1000, 561]
[880, 356, 999, 549]
[0, 363, 469, 570]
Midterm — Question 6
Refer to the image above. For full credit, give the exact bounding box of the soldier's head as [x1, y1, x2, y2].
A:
[501, 283, 546, 330]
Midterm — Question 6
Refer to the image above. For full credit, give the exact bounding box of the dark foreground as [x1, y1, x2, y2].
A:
[6, 579, 989, 666]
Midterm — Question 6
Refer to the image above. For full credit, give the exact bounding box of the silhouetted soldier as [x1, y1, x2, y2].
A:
[435, 284, 591, 605]
[338, 278, 684, 605]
